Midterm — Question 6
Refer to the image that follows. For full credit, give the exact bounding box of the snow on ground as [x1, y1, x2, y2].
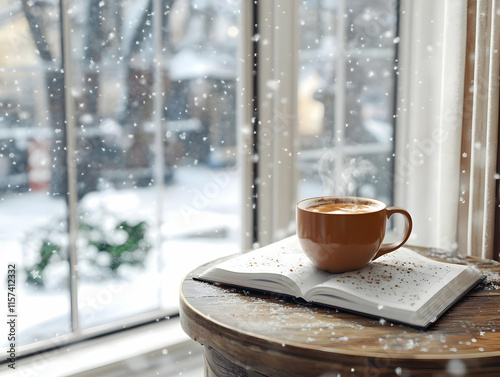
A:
[0, 165, 242, 347]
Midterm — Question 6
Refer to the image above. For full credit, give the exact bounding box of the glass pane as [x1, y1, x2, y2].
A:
[298, 0, 397, 206]
[0, 1, 71, 346]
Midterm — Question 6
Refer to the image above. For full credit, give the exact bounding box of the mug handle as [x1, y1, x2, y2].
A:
[373, 207, 413, 260]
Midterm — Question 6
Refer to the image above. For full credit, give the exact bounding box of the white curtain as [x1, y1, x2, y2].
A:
[395, 0, 499, 259]
[459, 0, 500, 259]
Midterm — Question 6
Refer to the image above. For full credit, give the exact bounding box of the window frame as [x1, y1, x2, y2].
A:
[239, 0, 300, 250]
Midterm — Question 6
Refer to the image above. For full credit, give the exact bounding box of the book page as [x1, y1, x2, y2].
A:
[200, 236, 333, 297]
[308, 248, 469, 311]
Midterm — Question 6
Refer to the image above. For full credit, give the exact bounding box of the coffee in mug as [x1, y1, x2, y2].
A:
[306, 202, 378, 214]
[296, 196, 412, 273]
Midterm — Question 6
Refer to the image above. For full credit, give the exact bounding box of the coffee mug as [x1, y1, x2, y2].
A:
[296, 196, 412, 273]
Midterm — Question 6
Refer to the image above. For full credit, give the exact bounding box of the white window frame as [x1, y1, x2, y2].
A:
[240, 0, 300, 250]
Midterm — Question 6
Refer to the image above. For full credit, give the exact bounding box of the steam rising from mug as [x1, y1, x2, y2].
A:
[318, 149, 376, 197]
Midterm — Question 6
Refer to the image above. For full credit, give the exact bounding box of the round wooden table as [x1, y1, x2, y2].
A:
[180, 246, 500, 376]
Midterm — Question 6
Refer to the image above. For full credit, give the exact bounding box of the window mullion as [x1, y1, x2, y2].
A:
[60, 0, 80, 333]
[271, 0, 299, 241]
[334, 0, 347, 147]
[239, 0, 258, 250]
[152, 0, 165, 305]
[256, 0, 275, 247]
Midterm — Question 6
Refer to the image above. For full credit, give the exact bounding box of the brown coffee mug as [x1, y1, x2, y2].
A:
[296, 196, 412, 273]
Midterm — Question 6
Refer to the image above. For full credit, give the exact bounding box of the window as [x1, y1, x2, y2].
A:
[297, 1, 398, 204]
[243, 0, 399, 248]
[1, 0, 242, 354]
[1, 0, 400, 357]
[7, 0, 495, 367]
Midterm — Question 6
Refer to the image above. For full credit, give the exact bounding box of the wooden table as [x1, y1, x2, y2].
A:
[180, 246, 500, 376]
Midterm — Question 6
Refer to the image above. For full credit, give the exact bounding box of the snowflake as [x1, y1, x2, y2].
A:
[30, 269, 41, 279]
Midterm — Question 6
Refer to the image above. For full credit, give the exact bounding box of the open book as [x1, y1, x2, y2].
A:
[197, 236, 484, 328]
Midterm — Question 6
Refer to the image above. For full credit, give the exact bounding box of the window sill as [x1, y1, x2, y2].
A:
[2, 318, 202, 377]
